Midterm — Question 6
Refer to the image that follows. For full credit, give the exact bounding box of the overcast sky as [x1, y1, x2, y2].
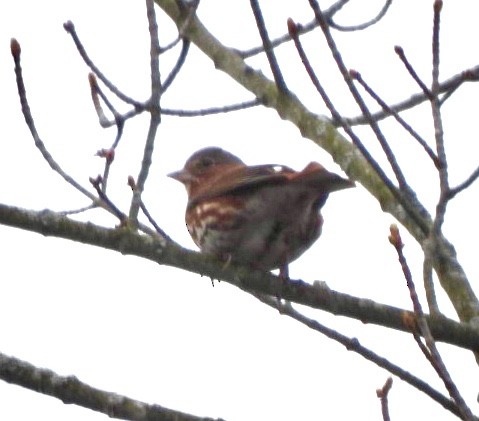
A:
[2, 1, 479, 420]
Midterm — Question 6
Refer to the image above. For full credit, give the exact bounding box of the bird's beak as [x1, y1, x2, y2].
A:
[167, 169, 193, 185]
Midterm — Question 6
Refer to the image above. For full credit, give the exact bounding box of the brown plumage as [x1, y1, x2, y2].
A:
[169, 147, 354, 277]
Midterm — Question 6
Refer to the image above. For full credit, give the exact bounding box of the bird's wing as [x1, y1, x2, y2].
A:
[189, 163, 353, 206]
[189, 164, 293, 206]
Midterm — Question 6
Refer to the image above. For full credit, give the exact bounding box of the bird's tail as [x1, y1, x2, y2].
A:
[292, 162, 354, 193]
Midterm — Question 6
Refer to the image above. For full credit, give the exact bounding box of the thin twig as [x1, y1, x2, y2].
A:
[10, 38, 160, 233]
[89, 73, 122, 125]
[309, 0, 439, 234]
[351, 70, 439, 168]
[128, 176, 171, 240]
[162, 39, 190, 93]
[395, 46, 432, 98]
[159, 0, 199, 54]
[448, 165, 479, 199]
[288, 16, 429, 235]
[431, 0, 449, 236]
[88, 73, 137, 132]
[10, 39, 96, 202]
[376, 377, 393, 421]
[249, 0, 288, 92]
[89, 176, 127, 223]
[330, 0, 393, 32]
[89, 73, 145, 128]
[322, 0, 351, 17]
[129, 0, 163, 223]
[306, 1, 410, 191]
[95, 148, 117, 193]
[389, 225, 475, 421]
[88, 73, 127, 191]
[58, 204, 97, 216]
[63, 21, 143, 108]
[162, 99, 260, 116]
[253, 293, 461, 418]
[410, 329, 436, 368]
[240, 0, 394, 58]
[343, 66, 479, 126]
[287, 20, 394, 193]
[422, 237, 441, 316]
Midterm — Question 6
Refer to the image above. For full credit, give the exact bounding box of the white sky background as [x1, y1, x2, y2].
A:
[1, 0, 479, 420]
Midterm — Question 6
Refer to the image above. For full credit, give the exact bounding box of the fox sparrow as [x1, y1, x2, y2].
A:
[168, 147, 354, 278]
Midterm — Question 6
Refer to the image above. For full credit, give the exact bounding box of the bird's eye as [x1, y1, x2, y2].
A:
[197, 157, 214, 169]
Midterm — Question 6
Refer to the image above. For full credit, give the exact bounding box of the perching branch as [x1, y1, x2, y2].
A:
[1, 203, 479, 352]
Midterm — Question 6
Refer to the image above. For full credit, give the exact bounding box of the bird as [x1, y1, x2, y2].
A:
[168, 147, 354, 278]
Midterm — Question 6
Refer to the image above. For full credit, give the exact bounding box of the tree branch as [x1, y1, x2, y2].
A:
[254, 296, 462, 419]
[0, 352, 223, 421]
[1, 203, 479, 352]
[343, 65, 479, 126]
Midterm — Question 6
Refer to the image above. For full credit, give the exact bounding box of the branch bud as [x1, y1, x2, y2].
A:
[287, 18, 297, 37]
[10, 38, 21, 58]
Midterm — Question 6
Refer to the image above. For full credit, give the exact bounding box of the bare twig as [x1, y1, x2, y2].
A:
[64, 21, 143, 108]
[89, 176, 127, 223]
[88, 73, 130, 192]
[89, 73, 120, 125]
[324, 0, 351, 15]
[410, 328, 436, 368]
[376, 377, 393, 421]
[253, 294, 461, 418]
[241, 0, 393, 57]
[389, 225, 475, 421]
[58, 204, 97, 216]
[330, 0, 393, 32]
[305, 1, 411, 191]
[162, 39, 190, 93]
[448, 166, 479, 199]
[422, 238, 441, 316]
[159, 0, 199, 54]
[128, 176, 171, 240]
[10, 39, 96, 202]
[95, 147, 116, 192]
[128, 0, 163, 224]
[350, 70, 439, 168]
[431, 0, 449, 236]
[343, 66, 479, 126]
[288, 14, 429, 235]
[249, 0, 288, 92]
[162, 99, 260, 116]
[88, 72, 147, 139]
[88, 73, 136, 132]
[10, 38, 159, 234]
[395, 46, 432, 98]
[287, 20, 395, 193]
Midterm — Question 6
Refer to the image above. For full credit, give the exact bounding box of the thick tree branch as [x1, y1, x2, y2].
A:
[0, 352, 222, 421]
[1, 203, 479, 352]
